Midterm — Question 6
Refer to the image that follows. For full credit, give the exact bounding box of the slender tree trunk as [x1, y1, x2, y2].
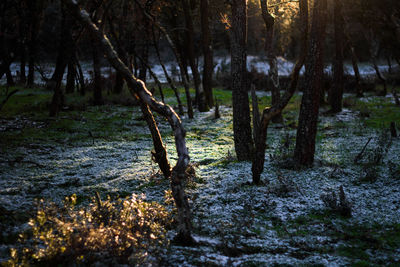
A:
[252, 0, 308, 184]
[134, 0, 193, 118]
[92, 38, 103, 105]
[75, 55, 86, 96]
[64, 0, 194, 244]
[139, 101, 171, 177]
[329, 0, 344, 112]
[6, 68, 14, 86]
[153, 28, 184, 114]
[260, 0, 282, 123]
[182, 0, 208, 112]
[231, 0, 254, 161]
[350, 45, 362, 97]
[27, 0, 40, 87]
[20, 47, 26, 85]
[65, 60, 76, 94]
[49, 3, 74, 117]
[372, 57, 387, 96]
[200, 0, 214, 107]
[294, 0, 328, 166]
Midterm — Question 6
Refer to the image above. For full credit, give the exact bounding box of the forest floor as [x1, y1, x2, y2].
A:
[0, 86, 400, 266]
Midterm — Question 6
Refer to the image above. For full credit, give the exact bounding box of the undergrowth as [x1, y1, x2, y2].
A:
[4, 193, 171, 266]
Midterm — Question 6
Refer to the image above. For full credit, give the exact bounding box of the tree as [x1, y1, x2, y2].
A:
[329, 0, 344, 112]
[64, 0, 194, 244]
[181, 0, 208, 112]
[200, 0, 214, 108]
[294, 0, 328, 166]
[251, 0, 309, 184]
[49, 2, 75, 116]
[231, 0, 254, 161]
[260, 0, 282, 123]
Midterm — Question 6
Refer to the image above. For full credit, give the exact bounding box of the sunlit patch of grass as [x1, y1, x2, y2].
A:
[354, 97, 400, 129]
[5, 194, 171, 266]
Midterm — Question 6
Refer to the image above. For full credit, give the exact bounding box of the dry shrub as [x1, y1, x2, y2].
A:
[5, 194, 171, 266]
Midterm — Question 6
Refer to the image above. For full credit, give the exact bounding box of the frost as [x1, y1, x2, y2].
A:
[1, 102, 400, 265]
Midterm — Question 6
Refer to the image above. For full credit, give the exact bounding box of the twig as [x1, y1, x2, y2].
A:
[354, 137, 372, 163]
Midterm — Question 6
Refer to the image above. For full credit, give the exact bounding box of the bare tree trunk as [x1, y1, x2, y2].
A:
[5, 68, 14, 86]
[49, 3, 74, 117]
[200, 0, 214, 107]
[252, 0, 308, 184]
[231, 0, 254, 161]
[294, 0, 328, 166]
[65, 60, 76, 94]
[182, 0, 208, 112]
[75, 55, 86, 96]
[64, 0, 194, 244]
[92, 38, 103, 105]
[135, 0, 193, 118]
[27, 0, 41, 87]
[260, 0, 283, 123]
[139, 101, 171, 177]
[329, 0, 344, 113]
[152, 27, 184, 114]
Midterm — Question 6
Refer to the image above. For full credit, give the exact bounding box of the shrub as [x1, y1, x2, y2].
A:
[5, 193, 171, 266]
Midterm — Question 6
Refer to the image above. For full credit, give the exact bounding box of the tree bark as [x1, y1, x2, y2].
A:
[65, 60, 76, 94]
[294, 0, 328, 166]
[27, 0, 41, 87]
[64, 0, 194, 244]
[139, 101, 171, 177]
[231, 0, 254, 161]
[260, 0, 283, 123]
[92, 38, 104, 105]
[251, 0, 308, 184]
[329, 0, 344, 112]
[49, 3, 74, 117]
[200, 0, 214, 107]
[182, 0, 208, 112]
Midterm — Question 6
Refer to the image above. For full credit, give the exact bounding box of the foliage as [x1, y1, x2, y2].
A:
[4, 194, 171, 266]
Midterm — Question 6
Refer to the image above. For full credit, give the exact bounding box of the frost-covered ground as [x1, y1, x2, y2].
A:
[0, 95, 400, 265]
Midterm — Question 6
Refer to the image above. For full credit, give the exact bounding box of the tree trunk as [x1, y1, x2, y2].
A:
[65, 60, 76, 94]
[49, 3, 74, 117]
[329, 0, 344, 113]
[251, 0, 308, 184]
[64, 0, 194, 244]
[200, 0, 214, 107]
[260, 0, 283, 123]
[5, 68, 14, 86]
[153, 28, 184, 114]
[75, 55, 86, 96]
[139, 101, 171, 177]
[294, 0, 328, 166]
[182, 0, 208, 112]
[27, 0, 40, 87]
[134, 0, 193, 118]
[92, 38, 103, 105]
[231, 0, 254, 161]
